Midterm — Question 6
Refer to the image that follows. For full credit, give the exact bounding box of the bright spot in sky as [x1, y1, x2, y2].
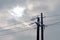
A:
[10, 6, 25, 17]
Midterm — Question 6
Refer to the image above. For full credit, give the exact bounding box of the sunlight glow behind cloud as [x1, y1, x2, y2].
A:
[9, 6, 25, 17]
[0, 0, 60, 40]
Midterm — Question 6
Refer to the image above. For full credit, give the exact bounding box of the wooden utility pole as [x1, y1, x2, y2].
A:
[36, 13, 44, 40]
[41, 13, 44, 40]
[36, 16, 40, 40]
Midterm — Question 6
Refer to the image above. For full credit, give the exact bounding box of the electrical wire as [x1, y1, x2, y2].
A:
[1, 20, 60, 27]
[1, 13, 60, 29]
[0, 21, 60, 36]
[0, 27, 36, 36]
[46, 21, 60, 26]
[0, 16, 60, 36]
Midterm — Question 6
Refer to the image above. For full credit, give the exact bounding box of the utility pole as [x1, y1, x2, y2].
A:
[35, 13, 44, 40]
[41, 13, 44, 40]
[36, 16, 40, 40]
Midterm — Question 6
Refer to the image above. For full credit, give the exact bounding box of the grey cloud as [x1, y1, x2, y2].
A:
[0, 0, 60, 40]
[0, 0, 27, 10]
[0, 27, 36, 40]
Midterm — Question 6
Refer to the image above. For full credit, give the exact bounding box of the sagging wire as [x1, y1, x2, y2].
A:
[0, 21, 60, 36]
[0, 27, 36, 36]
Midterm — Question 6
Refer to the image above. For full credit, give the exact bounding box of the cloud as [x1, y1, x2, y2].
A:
[0, 0, 60, 40]
[0, 35, 15, 40]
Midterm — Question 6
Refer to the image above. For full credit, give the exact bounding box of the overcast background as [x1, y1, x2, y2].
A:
[0, 0, 60, 40]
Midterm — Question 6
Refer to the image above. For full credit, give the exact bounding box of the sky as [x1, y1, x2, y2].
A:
[0, 0, 60, 40]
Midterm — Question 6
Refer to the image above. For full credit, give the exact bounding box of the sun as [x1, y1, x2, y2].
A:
[9, 6, 25, 17]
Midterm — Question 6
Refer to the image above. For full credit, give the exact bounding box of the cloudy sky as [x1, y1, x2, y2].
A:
[0, 0, 60, 40]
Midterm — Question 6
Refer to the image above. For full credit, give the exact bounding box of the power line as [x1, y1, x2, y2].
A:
[0, 21, 60, 37]
[0, 21, 60, 35]
[0, 15, 60, 37]
[1, 16, 60, 30]
[0, 19, 60, 33]
[0, 27, 35, 36]
[46, 21, 60, 26]
[0, 22, 60, 36]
